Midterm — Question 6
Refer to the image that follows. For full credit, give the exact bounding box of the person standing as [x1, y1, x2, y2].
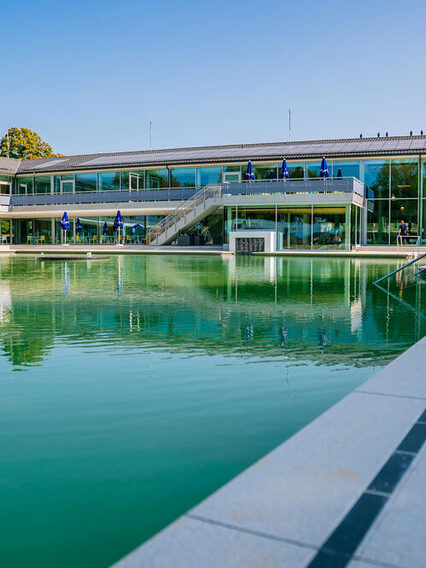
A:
[398, 219, 408, 246]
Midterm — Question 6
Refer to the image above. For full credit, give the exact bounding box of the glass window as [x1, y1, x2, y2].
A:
[236, 208, 275, 230]
[196, 167, 223, 186]
[367, 200, 389, 244]
[0, 176, 11, 195]
[390, 199, 418, 244]
[252, 163, 279, 180]
[99, 171, 121, 192]
[170, 168, 195, 188]
[223, 165, 241, 172]
[362, 160, 389, 198]
[423, 200, 426, 244]
[75, 173, 97, 193]
[282, 207, 312, 248]
[34, 176, 51, 194]
[126, 170, 145, 190]
[312, 207, 346, 249]
[17, 178, 33, 194]
[306, 162, 321, 178]
[146, 169, 169, 189]
[332, 161, 360, 179]
[287, 162, 304, 179]
[390, 159, 418, 199]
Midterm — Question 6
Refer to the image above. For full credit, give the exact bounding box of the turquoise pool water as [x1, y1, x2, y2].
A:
[0, 254, 424, 568]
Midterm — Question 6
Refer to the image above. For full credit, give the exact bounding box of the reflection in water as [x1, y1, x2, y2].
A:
[0, 254, 424, 369]
[0, 254, 425, 568]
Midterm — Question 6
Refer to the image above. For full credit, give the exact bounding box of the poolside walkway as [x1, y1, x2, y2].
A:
[112, 336, 426, 568]
[0, 244, 424, 258]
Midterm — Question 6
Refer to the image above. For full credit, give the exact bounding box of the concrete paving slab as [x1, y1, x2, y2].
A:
[112, 515, 313, 568]
[355, 336, 426, 400]
[185, 393, 424, 550]
[352, 443, 426, 568]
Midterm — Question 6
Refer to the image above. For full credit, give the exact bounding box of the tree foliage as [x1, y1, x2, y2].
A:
[0, 127, 63, 160]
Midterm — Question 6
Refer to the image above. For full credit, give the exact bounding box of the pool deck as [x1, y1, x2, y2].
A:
[112, 335, 426, 568]
[0, 244, 423, 258]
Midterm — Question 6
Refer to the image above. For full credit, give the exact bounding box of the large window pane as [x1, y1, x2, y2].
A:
[390, 159, 418, 199]
[287, 162, 304, 179]
[313, 207, 346, 249]
[170, 168, 195, 188]
[362, 160, 389, 198]
[332, 161, 360, 179]
[75, 173, 97, 193]
[288, 208, 311, 248]
[146, 169, 169, 189]
[390, 199, 418, 245]
[305, 162, 321, 178]
[99, 171, 121, 192]
[34, 176, 51, 194]
[252, 163, 279, 180]
[236, 208, 275, 230]
[17, 178, 33, 194]
[196, 167, 223, 186]
[367, 200, 389, 244]
[125, 170, 145, 190]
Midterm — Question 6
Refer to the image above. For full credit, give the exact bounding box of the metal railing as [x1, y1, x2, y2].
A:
[373, 253, 426, 285]
[148, 185, 222, 244]
[9, 177, 366, 208]
[223, 177, 365, 198]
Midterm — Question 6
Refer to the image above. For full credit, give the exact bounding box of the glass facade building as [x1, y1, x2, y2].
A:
[1, 135, 425, 248]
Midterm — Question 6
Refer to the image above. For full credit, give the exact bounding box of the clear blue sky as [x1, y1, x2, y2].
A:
[2, 0, 425, 155]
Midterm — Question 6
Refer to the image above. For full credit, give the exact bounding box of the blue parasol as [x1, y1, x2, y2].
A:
[245, 160, 255, 181]
[114, 210, 124, 230]
[132, 224, 144, 230]
[60, 211, 70, 231]
[75, 218, 83, 232]
[269, 169, 276, 181]
[280, 159, 289, 180]
[336, 168, 342, 178]
[320, 157, 329, 178]
[102, 222, 109, 235]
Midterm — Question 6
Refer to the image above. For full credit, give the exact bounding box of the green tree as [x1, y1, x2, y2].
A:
[0, 127, 63, 159]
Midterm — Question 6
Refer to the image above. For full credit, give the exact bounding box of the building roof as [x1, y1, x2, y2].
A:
[16, 135, 426, 175]
[0, 156, 21, 176]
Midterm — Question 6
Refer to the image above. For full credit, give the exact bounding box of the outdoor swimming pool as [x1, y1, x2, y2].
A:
[0, 254, 424, 568]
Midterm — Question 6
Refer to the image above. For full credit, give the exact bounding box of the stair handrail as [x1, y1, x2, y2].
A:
[148, 184, 222, 244]
[373, 252, 426, 285]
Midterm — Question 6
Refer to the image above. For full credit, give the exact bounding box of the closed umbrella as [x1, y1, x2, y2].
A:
[245, 160, 255, 181]
[269, 170, 276, 181]
[280, 159, 289, 180]
[319, 157, 329, 178]
[337, 168, 342, 178]
[75, 218, 83, 232]
[102, 222, 109, 234]
[114, 210, 124, 244]
[60, 212, 70, 245]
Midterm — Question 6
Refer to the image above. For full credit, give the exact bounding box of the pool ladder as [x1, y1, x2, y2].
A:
[373, 252, 426, 285]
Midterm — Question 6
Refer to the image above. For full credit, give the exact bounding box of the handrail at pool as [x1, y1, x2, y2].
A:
[373, 252, 426, 285]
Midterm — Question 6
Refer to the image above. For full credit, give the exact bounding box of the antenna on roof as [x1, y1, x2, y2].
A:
[149, 121, 152, 150]
[288, 109, 291, 142]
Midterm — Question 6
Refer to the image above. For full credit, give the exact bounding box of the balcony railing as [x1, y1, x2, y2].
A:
[9, 177, 367, 208]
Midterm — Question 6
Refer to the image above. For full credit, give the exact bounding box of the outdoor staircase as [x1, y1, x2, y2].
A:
[148, 185, 222, 246]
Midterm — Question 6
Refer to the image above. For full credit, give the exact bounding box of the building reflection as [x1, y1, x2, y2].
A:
[0, 255, 424, 369]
